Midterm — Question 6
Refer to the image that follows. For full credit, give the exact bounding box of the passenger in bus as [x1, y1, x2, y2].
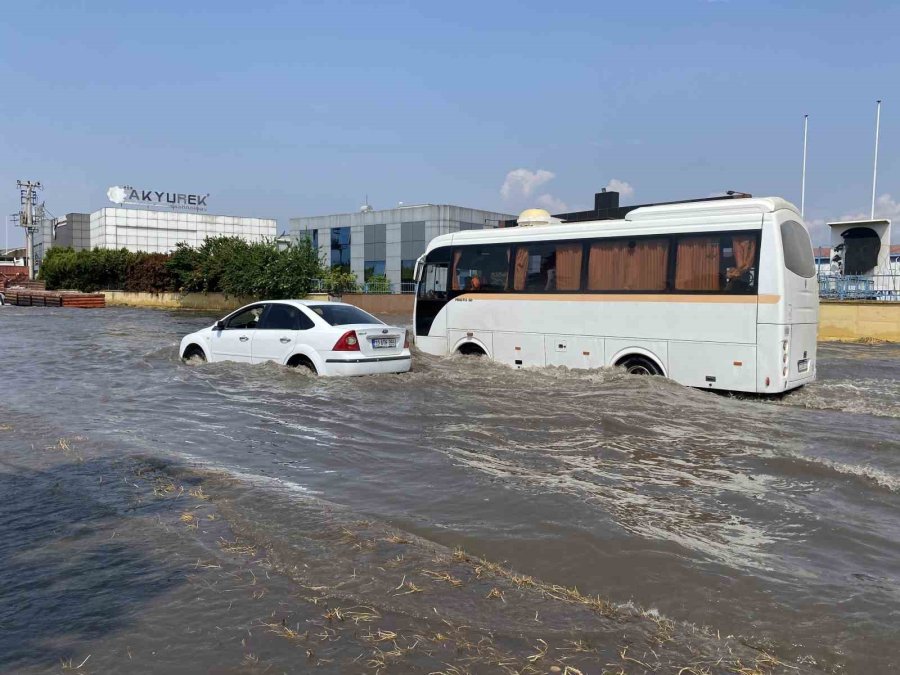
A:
[542, 253, 557, 291]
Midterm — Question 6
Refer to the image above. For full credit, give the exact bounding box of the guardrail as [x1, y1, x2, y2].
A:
[311, 280, 418, 295]
[818, 274, 900, 301]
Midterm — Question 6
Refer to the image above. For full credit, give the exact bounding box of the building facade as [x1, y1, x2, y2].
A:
[290, 204, 515, 290]
[89, 208, 275, 253]
[32, 207, 276, 269]
[33, 213, 92, 267]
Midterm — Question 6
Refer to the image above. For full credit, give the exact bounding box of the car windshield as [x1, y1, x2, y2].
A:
[307, 304, 383, 326]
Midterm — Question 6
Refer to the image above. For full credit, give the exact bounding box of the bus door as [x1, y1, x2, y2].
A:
[415, 247, 451, 338]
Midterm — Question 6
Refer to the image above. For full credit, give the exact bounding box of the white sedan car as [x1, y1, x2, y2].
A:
[179, 300, 411, 376]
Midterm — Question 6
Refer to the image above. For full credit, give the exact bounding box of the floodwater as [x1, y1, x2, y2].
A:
[1, 306, 898, 673]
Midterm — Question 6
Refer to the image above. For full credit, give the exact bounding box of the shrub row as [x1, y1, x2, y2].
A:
[39, 236, 325, 298]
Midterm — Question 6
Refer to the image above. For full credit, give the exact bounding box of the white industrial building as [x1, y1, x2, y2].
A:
[89, 208, 275, 253]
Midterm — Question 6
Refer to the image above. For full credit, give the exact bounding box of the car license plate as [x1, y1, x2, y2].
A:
[798, 358, 809, 373]
[372, 338, 396, 349]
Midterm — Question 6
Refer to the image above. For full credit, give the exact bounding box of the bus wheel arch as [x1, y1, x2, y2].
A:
[454, 338, 489, 358]
[611, 348, 665, 377]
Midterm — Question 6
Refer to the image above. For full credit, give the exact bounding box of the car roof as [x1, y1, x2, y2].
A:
[258, 299, 351, 308]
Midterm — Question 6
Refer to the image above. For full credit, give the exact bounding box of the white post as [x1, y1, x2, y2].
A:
[801, 114, 808, 217]
[871, 99, 881, 220]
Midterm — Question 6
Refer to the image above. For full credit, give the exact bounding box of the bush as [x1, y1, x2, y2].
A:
[42, 236, 328, 298]
[125, 253, 175, 292]
[40, 247, 129, 292]
[321, 267, 359, 294]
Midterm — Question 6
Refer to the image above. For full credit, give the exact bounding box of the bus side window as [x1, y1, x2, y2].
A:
[513, 243, 583, 292]
[674, 233, 759, 293]
[723, 234, 758, 293]
[451, 246, 509, 292]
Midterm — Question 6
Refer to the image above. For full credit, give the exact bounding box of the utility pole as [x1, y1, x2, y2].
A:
[16, 180, 42, 280]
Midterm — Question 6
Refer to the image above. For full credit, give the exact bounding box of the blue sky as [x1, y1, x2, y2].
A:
[2, 0, 898, 248]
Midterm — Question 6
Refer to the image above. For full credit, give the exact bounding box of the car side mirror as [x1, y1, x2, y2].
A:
[214, 320, 225, 331]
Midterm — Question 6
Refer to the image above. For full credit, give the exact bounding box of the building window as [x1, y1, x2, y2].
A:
[299, 230, 317, 251]
[400, 221, 426, 274]
[364, 260, 386, 280]
[401, 259, 417, 282]
[363, 223, 386, 279]
[330, 226, 351, 272]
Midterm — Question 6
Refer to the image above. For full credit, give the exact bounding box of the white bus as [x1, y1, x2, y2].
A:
[414, 196, 818, 394]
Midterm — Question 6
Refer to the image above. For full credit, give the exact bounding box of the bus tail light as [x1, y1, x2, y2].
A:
[765, 376, 770, 387]
[403, 332, 410, 349]
[782, 366, 788, 378]
[333, 330, 360, 351]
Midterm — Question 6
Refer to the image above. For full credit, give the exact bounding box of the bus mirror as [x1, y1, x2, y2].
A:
[414, 256, 425, 282]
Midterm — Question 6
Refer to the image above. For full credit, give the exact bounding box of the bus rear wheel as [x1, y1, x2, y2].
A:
[618, 355, 662, 376]
[457, 342, 486, 357]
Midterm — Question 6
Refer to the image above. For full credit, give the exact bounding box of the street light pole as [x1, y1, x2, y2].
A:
[871, 100, 881, 220]
[801, 114, 808, 217]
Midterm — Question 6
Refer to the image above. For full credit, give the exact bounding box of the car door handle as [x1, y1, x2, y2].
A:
[279, 337, 291, 343]
[239, 336, 249, 342]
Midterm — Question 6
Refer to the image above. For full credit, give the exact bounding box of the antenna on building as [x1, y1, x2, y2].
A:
[359, 194, 374, 213]
[871, 99, 882, 219]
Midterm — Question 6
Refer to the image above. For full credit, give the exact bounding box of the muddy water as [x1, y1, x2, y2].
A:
[1, 306, 898, 673]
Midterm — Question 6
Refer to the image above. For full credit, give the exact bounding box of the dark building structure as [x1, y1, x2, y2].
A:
[503, 189, 751, 226]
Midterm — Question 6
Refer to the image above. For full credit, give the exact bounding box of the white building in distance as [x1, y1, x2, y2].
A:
[89, 208, 275, 253]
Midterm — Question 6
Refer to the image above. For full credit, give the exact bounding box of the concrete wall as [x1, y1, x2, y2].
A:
[819, 301, 900, 342]
[106, 291, 330, 312]
[105, 291, 258, 311]
[338, 293, 414, 318]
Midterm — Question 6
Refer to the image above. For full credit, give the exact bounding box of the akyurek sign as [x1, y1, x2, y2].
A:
[107, 185, 210, 211]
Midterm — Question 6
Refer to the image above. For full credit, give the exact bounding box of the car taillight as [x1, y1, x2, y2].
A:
[333, 330, 360, 351]
[403, 331, 410, 349]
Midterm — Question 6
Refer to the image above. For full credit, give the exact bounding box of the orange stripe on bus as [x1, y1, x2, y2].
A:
[457, 293, 781, 304]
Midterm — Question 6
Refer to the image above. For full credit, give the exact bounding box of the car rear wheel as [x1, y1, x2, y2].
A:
[288, 354, 318, 375]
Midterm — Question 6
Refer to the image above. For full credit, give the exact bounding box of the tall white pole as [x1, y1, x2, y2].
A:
[801, 114, 808, 217]
[871, 99, 881, 219]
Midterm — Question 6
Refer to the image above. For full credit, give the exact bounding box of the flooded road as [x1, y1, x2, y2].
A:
[1, 306, 898, 673]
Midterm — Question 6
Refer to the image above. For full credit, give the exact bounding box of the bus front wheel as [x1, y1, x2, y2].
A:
[618, 355, 662, 376]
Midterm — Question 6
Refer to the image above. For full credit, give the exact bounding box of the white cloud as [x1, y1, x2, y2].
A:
[501, 168, 555, 200]
[535, 193, 568, 212]
[605, 179, 634, 199]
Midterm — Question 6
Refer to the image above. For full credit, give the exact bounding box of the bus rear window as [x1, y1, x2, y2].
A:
[780, 221, 816, 278]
